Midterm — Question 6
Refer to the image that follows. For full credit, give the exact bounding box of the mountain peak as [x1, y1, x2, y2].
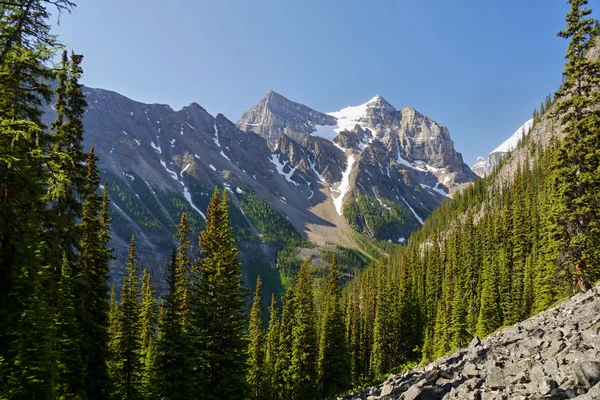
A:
[262, 90, 287, 103]
[366, 94, 393, 108]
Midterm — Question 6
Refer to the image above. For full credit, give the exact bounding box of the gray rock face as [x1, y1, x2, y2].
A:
[471, 157, 488, 178]
[238, 92, 478, 240]
[237, 90, 336, 148]
[343, 284, 600, 400]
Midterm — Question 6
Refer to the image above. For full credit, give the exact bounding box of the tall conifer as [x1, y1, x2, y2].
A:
[290, 260, 318, 400]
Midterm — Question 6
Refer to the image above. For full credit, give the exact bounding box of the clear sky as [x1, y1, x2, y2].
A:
[52, 0, 589, 165]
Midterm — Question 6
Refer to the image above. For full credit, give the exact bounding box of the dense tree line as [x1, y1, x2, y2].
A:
[0, 1, 113, 397]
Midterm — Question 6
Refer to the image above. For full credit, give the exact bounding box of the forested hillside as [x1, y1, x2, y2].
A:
[338, 0, 600, 387]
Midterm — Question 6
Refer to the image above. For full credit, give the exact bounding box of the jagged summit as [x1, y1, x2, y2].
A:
[237, 90, 336, 146]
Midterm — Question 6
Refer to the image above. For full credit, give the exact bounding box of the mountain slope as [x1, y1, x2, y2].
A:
[347, 284, 600, 400]
[48, 87, 477, 292]
[471, 118, 534, 177]
[238, 92, 478, 242]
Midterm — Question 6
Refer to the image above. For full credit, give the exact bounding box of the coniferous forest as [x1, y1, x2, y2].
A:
[1, 1, 600, 399]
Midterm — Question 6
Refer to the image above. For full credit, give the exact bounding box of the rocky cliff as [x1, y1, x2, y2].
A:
[345, 285, 600, 400]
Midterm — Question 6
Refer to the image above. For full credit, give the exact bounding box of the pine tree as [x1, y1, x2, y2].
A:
[140, 268, 158, 393]
[46, 51, 87, 270]
[318, 257, 351, 398]
[55, 252, 86, 398]
[153, 250, 194, 399]
[547, 0, 600, 293]
[152, 214, 194, 398]
[173, 213, 193, 326]
[107, 284, 122, 396]
[348, 286, 363, 386]
[112, 236, 143, 400]
[0, 3, 74, 395]
[78, 147, 111, 399]
[290, 260, 318, 400]
[247, 276, 266, 400]
[371, 264, 400, 377]
[275, 289, 295, 400]
[265, 293, 280, 400]
[476, 215, 502, 337]
[193, 189, 249, 400]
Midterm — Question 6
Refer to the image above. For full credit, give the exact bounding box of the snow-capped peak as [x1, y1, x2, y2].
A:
[311, 96, 395, 141]
[491, 119, 534, 155]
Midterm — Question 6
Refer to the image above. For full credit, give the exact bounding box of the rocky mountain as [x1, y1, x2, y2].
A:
[472, 119, 534, 177]
[50, 87, 477, 291]
[238, 92, 478, 242]
[345, 284, 600, 400]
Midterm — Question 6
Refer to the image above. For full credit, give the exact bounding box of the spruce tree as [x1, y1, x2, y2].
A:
[290, 260, 318, 400]
[153, 251, 194, 399]
[193, 189, 248, 400]
[265, 293, 280, 400]
[318, 257, 351, 398]
[547, 0, 600, 293]
[140, 268, 158, 393]
[476, 215, 502, 337]
[55, 252, 86, 398]
[78, 147, 111, 399]
[275, 289, 295, 400]
[46, 51, 87, 270]
[112, 236, 143, 400]
[247, 276, 266, 400]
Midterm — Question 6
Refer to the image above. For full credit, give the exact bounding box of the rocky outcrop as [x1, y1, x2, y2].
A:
[237, 90, 336, 148]
[344, 285, 600, 399]
[471, 157, 488, 178]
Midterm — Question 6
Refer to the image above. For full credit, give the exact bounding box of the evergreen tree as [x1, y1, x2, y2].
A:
[318, 257, 351, 398]
[348, 287, 363, 386]
[78, 147, 111, 399]
[548, 0, 600, 293]
[55, 252, 86, 398]
[290, 260, 318, 400]
[476, 215, 502, 337]
[275, 289, 295, 400]
[140, 268, 158, 393]
[265, 293, 280, 400]
[193, 189, 248, 400]
[247, 276, 266, 400]
[46, 51, 87, 270]
[107, 284, 122, 397]
[112, 236, 143, 400]
[153, 251, 194, 399]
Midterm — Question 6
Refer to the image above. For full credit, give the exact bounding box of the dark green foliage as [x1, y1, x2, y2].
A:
[343, 193, 412, 239]
[239, 192, 301, 244]
[111, 236, 144, 400]
[290, 261, 319, 400]
[274, 289, 295, 400]
[318, 258, 351, 398]
[264, 294, 280, 400]
[78, 147, 112, 399]
[193, 189, 249, 400]
[140, 268, 158, 393]
[152, 245, 194, 399]
[247, 276, 267, 400]
[546, 0, 600, 293]
[56, 253, 86, 398]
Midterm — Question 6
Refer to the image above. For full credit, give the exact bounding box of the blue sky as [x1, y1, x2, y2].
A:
[53, 0, 584, 165]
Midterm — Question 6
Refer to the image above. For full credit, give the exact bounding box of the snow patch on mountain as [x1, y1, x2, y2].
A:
[333, 154, 356, 216]
[213, 122, 220, 147]
[270, 154, 298, 186]
[312, 96, 383, 142]
[402, 197, 424, 225]
[491, 119, 534, 154]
